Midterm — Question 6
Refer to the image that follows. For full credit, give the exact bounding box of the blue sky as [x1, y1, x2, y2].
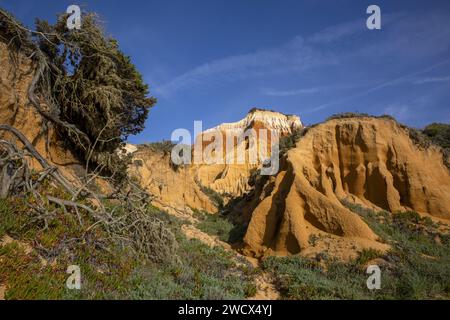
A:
[1, 0, 450, 143]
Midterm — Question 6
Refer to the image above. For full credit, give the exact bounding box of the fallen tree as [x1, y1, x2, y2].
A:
[0, 124, 178, 263]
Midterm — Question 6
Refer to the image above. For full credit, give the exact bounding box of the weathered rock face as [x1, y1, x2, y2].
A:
[0, 42, 81, 172]
[131, 109, 304, 212]
[1, 42, 42, 152]
[202, 109, 302, 137]
[128, 145, 216, 213]
[241, 117, 450, 259]
[195, 109, 302, 197]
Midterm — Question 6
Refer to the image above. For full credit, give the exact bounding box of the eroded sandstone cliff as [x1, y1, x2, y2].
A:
[0, 42, 82, 178]
[195, 109, 302, 196]
[128, 144, 217, 214]
[240, 117, 450, 259]
[5, 38, 447, 262]
[129, 109, 303, 213]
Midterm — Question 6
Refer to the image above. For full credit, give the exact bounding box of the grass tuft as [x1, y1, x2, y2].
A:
[261, 202, 450, 300]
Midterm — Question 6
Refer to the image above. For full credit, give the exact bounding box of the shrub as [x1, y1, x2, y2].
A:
[279, 129, 305, 155]
[326, 112, 371, 121]
[140, 141, 176, 155]
[423, 123, 450, 149]
[0, 9, 156, 178]
[261, 256, 368, 300]
[1, 194, 256, 299]
[262, 202, 450, 300]
[355, 248, 384, 266]
[193, 209, 247, 243]
[128, 237, 255, 300]
[195, 180, 224, 210]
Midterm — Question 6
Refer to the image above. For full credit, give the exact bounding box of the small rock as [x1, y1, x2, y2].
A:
[0, 285, 6, 300]
[434, 235, 442, 245]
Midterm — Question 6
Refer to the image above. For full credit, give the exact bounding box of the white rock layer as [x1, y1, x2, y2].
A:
[203, 109, 302, 135]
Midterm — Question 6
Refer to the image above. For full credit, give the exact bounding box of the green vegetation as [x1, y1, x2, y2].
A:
[195, 180, 225, 210]
[423, 123, 450, 168]
[193, 209, 247, 244]
[355, 248, 385, 266]
[326, 112, 395, 121]
[279, 129, 306, 156]
[262, 255, 372, 300]
[0, 242, 68, 299]
[129, 238, 255, 300]
[262, 202, 450, 300]
[2, 8, 449, 302]
[139, 141, 176, 155]
[0, 8, 259, 301]
[423, 123, 450, 149]
[138, 140, 183, 171]
[0, 195, 141, 299]
[193, 210, 234, 242]
[0, 197, 255, 300]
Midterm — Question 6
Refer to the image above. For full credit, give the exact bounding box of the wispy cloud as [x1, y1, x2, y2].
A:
[263, 87, 321, 97]
[307, 18, 366, 44]
[155, 36, 333, 97]
[262, 83, 361, 97]
[413, 76, 450, 85]
[156, 10, 450, 101]
[304, 58, 450, 114]
[307, 13, 403, 44]
[157, 17, 375, 97]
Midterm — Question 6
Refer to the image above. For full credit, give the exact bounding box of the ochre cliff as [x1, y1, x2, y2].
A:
[128, 144, 217, 214]
[240, 117, 450, 259]
[195, 109, 302, 197]
[3, 39, 449, 262]
[130, 109, 303, 212]
[0, 42, 82, 177]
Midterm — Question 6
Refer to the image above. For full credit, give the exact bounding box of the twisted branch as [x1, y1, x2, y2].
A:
[0, 126, 177, 263]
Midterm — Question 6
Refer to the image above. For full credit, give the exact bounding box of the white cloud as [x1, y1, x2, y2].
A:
[414, 76, 450, 84]
[262, 83, 362, 97]
[263, 87, 320, 97]
[307, 19, 365, 44]
[304, 57, 450, 114]
[155, 36, 333, 97]
[155, 10, 450, 99]
[307, 13, 403, 44]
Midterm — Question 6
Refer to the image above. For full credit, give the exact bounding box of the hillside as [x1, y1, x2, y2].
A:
[128, 111, 450, 265]
[0, 10, 259, 301]
[238, 116, 450, 260]
[1, 8, 450, 301]
[128, 108, 303, 213]
[195, 109, 302, 197]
